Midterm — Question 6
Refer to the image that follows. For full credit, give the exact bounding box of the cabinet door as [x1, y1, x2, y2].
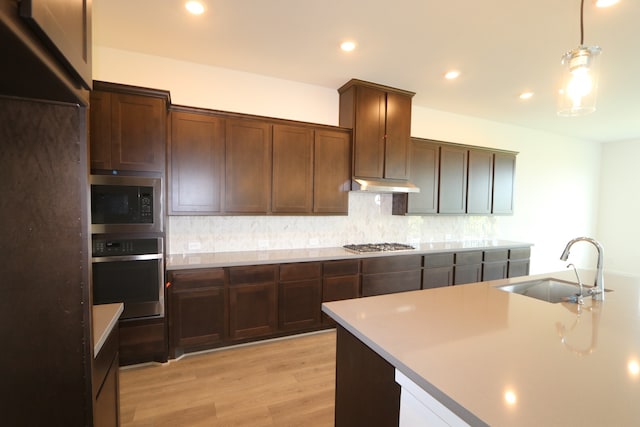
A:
[110, 93, 166, 172]
[19, 0, 92, 89]
[467, 149, 494, 214]
[353, 85, 386, 178]
[454, 264, 482, 285]
[362, 270, 422, 297]
[118, 317, 167, 366]
[508, 260, 530, 278]
[89, 90, 113, 170]
[439, 145, 468, 214]
[229, 283, 277, 340]
[482, 262, 508, 281]
[314, 129, 351, 214]
[423, 266, 454, 289]
[169, 287, 226, 356]
[384, 91, 411, 180]
[272, 125, 314, 213]
[279, 279, 322, 331]
[492, 153, 516, 214]
[225, 119, 272, 213]
[406, 139, 439, 214]
[170, 111, 225, 214]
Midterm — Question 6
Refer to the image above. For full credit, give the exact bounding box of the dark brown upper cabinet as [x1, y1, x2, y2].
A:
[19, 0, 92, 90]
[313, 129, 351, 214]
[492, 152, 516, 214]
[169, 109, 225, 214]
[272, 125, 314, 213]
[338, 79, 414, 181]
[90, 82, 170, 173]
[393, 140, 517, 216]
[439, 145, 468, 214]
[225, 118, 272, 213]
[467, 149, 494, 214]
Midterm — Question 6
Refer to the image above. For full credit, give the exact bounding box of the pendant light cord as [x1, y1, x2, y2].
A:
[580, 0, 585, 45]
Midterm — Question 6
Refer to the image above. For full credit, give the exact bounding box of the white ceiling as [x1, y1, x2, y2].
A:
[93, 0, 640, 143]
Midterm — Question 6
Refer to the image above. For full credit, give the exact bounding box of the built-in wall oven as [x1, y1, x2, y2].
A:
[92, 236, 164, 319]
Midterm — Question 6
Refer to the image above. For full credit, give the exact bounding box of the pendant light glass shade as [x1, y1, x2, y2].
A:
[557, 45, 602, 116]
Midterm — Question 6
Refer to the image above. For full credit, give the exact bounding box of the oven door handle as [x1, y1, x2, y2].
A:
[92, 253, 164, 263]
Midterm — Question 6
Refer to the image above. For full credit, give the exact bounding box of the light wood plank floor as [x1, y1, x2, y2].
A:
[119, 330, 337, 427]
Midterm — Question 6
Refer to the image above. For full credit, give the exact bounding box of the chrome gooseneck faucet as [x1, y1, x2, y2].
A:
[560, 237, 605, 301]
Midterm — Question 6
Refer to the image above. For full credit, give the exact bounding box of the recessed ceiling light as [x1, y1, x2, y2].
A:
[340, 41, 356, 52]
[519, 92, 534, 100]
[595, 0, 619, 7]
[185, 1, 205, 15]
[444, 70, 460, 80]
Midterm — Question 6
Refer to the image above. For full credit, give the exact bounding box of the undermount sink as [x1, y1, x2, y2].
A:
[495, 278, 612, 303]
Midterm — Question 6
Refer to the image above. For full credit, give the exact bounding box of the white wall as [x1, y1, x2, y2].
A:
[598, 140, 640, 276]
[93, 46, 603, 274]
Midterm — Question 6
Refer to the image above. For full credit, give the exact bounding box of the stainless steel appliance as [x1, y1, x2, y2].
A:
[92, 236, 164, 319]
[90, 174, 162, 234]
[343, 243, 415, 253]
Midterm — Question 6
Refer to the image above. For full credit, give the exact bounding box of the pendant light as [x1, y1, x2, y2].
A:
[557, 0, 602, 116]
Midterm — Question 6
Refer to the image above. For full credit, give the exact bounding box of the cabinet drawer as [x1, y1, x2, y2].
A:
[323, 259, 360, 277]
[509, 247, 531, 260]
[455, 251, 482, 265]
[362, 255, 422, 274]
[280, 262, 321, 281]
[229, 265, 277, 285]
[169, 268, 225, 289]
[483, 250, 508, 262]
[424, 253, 454, 268]
[93, 326, 118, 398]
[362, 270, 421, 297]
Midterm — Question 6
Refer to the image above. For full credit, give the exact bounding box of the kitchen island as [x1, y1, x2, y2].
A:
[322, 270, 640, 426]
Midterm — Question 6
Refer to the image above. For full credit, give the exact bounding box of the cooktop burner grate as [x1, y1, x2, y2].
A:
[343, 243, 415, 253]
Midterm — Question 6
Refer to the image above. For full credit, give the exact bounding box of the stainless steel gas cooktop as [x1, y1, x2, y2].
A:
[343, 243, 415, 254]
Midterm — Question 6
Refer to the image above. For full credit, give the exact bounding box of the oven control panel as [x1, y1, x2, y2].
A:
[92, 238, 161, 257]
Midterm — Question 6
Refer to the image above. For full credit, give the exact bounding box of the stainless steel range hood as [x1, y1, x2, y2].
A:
[351, 178, 420, 193]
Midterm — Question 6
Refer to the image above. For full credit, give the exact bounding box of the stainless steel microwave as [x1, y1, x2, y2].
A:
[90, 175, 163, 234]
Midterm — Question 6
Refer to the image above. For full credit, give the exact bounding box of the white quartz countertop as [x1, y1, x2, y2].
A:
[166, 240, 531, 270]
[92, 303, 123, 356]
[322, 270, 640, 426]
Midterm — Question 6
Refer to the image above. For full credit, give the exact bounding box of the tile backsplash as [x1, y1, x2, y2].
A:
[167, 192, 502, 254]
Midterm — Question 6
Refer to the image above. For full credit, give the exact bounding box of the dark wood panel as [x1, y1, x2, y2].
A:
[169, 268, 225, 289]
[323, 259, 360, 277]
[93, 351, 119, 427]
[509, 247, 531, 260]
[467, 149, 494, 214]
[493, 152, 516, 214]
[335, 325, 400, 427]
[439, 145, 468, 214]
[361, 254, 422, 274]
[455, 251, 483, 265]
[362, 270, 422, 297]
[229, 283, 278, 340]
[406, 139, 439, 214]
[484, 250, 509, 262]
[423, 266, 454, 289]
[89, 90, 112, 170]
[118, 317, 167, 366]
[280, 262, 322, 281]
[424, 252, 454, 268]
[225, 119, 272, 213]
[322, 275, 360, 325]
[0, 97, 91, 425]
[454, 264, 483, 285]
[314, 129, 351, 214]
[228, 264, 277, 285]
[169, 110, 225, 213]
[482, 261, 509, 281]
[278, 279, 322, 331]
[384, 91, 411, 180]
[352, 84, 386, 178]
[508, 260, 530, 278]
[272, 124, 314, 213]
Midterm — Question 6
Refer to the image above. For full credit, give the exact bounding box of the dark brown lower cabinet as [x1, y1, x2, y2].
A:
[335, 325, 400, 427]
[93, 327, 119, 427]
[508, 247, 531, 278]
[361, 255, 422, 297]
[423, 253, 454, 289]
[118, 317, 167, 366]
[322, 259, 361, 325]
[168, 268, 226, 358]
[482, 249, 509, 281]
[228, 265, 278, 340]
[278, 263, 322, 331]
[453, 251, 483, 285]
